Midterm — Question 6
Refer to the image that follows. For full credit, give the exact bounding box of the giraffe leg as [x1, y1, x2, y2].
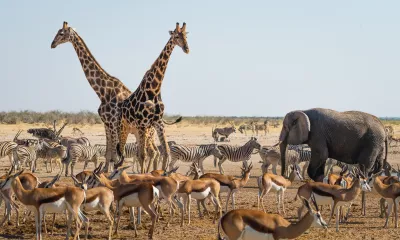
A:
[146, 137, 157, 173]
[150, 133, 160, 171]
[103, 124, 113, 172]
[137, 130, 148, 174]
[154, 121, 171, 171]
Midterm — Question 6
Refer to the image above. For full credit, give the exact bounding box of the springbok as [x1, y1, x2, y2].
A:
[71, 175, 114, 240]
[176, 174, 222, 226]
[218, 195, 327, 240]
[90, 173, 159, 239]
[199, 162, 253, 212]
[257, 165, 302, 214]
[0, 169, 39, 227]
[371, 172, 400, 228]
[0, 170, 88, 240]
[296, 171, 371, 232]
[108, 166, 181, 227]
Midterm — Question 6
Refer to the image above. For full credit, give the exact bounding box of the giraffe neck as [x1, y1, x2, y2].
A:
[139, 37, 176, 96]
[70, 30, 131, 102]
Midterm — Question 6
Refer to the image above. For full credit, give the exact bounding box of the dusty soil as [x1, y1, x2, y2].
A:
[0, 124, 400, 239]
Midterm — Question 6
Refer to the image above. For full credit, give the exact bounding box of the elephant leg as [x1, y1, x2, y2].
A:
[307, 148, 328, 181]
[357, 146, 381, 176]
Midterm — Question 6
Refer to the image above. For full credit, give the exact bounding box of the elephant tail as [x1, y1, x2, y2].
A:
[384, 135, 388, 169]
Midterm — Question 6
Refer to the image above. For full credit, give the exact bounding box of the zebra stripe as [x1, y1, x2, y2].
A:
[169, 143, 221, 172]
[13, 141, 43, 172]
[216, 137, 261, 174]
[63, 143, 101, 176]
[0, 141, 18, 164]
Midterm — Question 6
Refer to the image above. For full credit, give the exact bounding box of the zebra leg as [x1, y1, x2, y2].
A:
[70, 161, 75, 177]
[243, 160, 249, 170]
[218, 158, 226, 174]
[154, 121, 171, 171]
[83, 161, 88, 170]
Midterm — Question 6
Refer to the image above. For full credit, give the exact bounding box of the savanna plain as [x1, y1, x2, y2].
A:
[0, 122, 400, 240]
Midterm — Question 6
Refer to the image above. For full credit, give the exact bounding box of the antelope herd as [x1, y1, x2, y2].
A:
[0, 123, 398, 240]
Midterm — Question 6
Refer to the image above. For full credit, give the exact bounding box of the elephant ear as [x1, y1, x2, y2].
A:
[280, 111, 310, 145]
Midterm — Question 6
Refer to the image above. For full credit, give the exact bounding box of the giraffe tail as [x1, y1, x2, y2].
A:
[162, 116, 183, 125]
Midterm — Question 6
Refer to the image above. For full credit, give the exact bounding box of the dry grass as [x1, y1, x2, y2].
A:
[0, 122, 400, 239]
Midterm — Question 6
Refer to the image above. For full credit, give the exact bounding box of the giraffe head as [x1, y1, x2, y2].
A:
[51, 21, 76, 48]
[169, 22, 190, 54]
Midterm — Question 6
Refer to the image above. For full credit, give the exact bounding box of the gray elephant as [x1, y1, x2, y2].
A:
[276, 108, 388, 181]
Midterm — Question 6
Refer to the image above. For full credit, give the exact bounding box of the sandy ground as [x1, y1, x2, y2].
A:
[0, 123, 400, 239]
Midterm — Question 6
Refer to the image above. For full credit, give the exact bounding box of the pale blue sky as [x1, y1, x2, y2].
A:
[1, 1, 399, 117]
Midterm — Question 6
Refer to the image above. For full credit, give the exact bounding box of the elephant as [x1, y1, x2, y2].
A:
[276, 108, 388, 182]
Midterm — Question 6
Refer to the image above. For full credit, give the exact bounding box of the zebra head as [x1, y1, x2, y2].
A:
[248, 137, 261, 150]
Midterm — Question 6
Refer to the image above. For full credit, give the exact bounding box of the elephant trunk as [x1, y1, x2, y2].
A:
[280, 140, 288, 177]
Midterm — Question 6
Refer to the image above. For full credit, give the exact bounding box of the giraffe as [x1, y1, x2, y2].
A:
[116, 22, 189, 173]
[50, 21, 181, 172]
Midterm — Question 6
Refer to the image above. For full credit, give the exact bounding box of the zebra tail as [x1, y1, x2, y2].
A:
[213, 156, 218, 168]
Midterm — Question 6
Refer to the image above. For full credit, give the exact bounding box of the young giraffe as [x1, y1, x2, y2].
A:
[116, 22, 189, 173]
[51, 22, 179, 172]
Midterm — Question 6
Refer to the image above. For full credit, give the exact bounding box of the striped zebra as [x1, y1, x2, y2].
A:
[0, 141, 18, 165]
[62, 143, 101, 176]
[325, 158, 359, 176]
[259, 145, 312, 178]
[94, 143, 140, 171]
[13, 140, 44, 172]
[216, 137, 261, 174]
[168, 143, 222, 172]
[60, 136, 91, 148]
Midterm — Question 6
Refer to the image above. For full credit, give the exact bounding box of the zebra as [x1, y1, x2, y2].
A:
[254, 120, 269, 136]
[216, 137, 261, 174]
[13, 139, 44, 172]
[0, 141, 18, 165]
[60, 136, 91, 148]
[259, 145, 312, 178]
[93, 144, 107, 158]
[168, 143, 223, 172]
[238, 123, 255, 135]
[325, 158, 360, 176]
[62, 143, 101, 176]
[212, 122, 236, 142]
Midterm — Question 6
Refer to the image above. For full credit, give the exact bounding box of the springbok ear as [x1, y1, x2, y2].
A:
[71, 175, 81, 185]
